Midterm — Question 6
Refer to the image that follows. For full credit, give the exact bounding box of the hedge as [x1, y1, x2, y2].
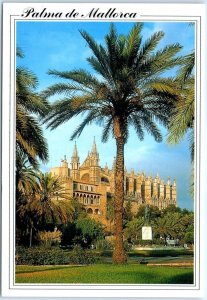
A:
[16, 246, 99, 265]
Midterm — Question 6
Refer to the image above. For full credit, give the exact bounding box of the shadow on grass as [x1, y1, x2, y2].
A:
[16, 265, 85, 274]
[162, 272, 194, 284]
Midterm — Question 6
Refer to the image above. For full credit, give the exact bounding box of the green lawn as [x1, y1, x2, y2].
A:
[16, 263, 193, 284]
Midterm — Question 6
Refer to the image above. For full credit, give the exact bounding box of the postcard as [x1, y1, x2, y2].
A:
[1, 2, 206, 298]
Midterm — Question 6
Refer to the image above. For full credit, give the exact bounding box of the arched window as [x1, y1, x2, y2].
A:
[101, 177, 109, 183]
[87, 208, 93, 214]
[83, 195, 87, 204]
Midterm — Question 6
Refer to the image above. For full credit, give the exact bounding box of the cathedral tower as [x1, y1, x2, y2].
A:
[172, 179, 177, 205]
[70, 142, 80, 180]
[89, 138, 101, 184]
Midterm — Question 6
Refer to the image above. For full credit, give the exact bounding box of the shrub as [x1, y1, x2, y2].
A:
[124, 241, 133, 251]
[16, 245, 99, 265]
[138, 240, 153, 246]
[75, 217, 104, 246]
[95, 239, 113, 251]
[37, 230, 62, 246]
[184, 231, 194, 245]
[69, 244, 99, 264]
[16, 246, 69, 265]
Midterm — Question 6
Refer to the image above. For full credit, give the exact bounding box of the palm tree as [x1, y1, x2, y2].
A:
[16, 49, 49, 167]
[17, 172, 74, 246]
[153, 213, 184, 241]
[167, 51, 195, 196]
[33, 172, 74, 227]
[124, 217, 144, 244]
[43, 23, 184, 263]
[16, 150, 38, 201]
[15, 151, 39, 246]
[167, 54, 194, 160]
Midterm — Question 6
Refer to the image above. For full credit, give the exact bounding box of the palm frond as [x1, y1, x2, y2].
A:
[137, 31, 164, 63]
[146, 78, 178, 95]
[124, 23, 143, 63]
[129, 115, 144, 141]
[141, 116, 162, 142]
[136, 43, 183, 79]
[44, 94, 99, 129]
[16, 108, 48, 163]
[16, 47, 24, 58]
[177, 52, 195, 83]
[80, 29, 111, 80]
[70, 110, 100, 140]
[101, 118, 113, 142]
[16, 67, 38, 89]
[42, 82, 90, 98]
[167, 92, 194, 145]
[47, 69, 100, 88]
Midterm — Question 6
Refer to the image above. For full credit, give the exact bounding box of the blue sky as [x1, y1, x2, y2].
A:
[16, 21, 195, 210]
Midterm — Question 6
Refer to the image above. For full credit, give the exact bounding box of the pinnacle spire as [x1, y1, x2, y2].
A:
[72, 141, 78, 158]
[91, 136, 98, 155]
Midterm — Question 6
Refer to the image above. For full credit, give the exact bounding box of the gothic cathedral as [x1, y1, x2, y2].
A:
[51, 139, 177, 226]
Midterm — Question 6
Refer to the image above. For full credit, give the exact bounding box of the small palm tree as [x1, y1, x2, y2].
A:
[33, 172, 74, 227]
[153, 212, 184, 241]
[43, 23, 184, 263]
[16, 151, 39, 246]
[18, 172, 73, 246]
[124, 217, 144, 244]
[16, 49, 49, 167]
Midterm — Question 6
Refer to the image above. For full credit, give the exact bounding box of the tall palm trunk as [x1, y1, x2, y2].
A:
[112, 118, 127, 263]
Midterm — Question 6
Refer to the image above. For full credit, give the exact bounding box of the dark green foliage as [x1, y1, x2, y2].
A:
[123, 241, 133, 251]
[16, 172, 74, 247]
[75, 217, 104, 246]
[16, 52, 49, 167]
[136, 205, 161, 220]
[69, 245, 99, 264]
[15, 246, 99, 265]
[167, 50, 195, 197]
[182, 208, 193, 215]
[60, 223, 77, 247]
[123, 201, 133, 224]
[162, 204, 181, 215]
[183, 223, 194, 245]
[95, 239, 114, 251]
[76, 217, 103, 238]
[184, 231, 194, 245]
[128, 249, 193, 257]
[70, 199, 87, 220]
[124, 217, 144, 244]
[61, 217, 104, 248]
[16, 246, 70, 265]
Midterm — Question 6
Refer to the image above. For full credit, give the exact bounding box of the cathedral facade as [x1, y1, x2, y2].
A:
[51, 139, 177, 226]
